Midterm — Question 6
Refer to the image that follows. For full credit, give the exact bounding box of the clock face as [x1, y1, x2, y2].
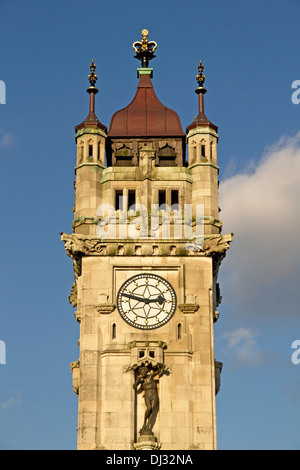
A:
[117, 273, 177, 330]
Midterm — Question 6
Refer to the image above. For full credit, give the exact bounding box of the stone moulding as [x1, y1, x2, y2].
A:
[128, 340, 167, 349]
[74, 126, 107, 140]
[69, 282, 77, 307]
[133, 434, 161, 451]
[70, 360, 80, 395]
[178, 303, 199, 313]
[96, 304, 116, 314]
[60, 232, 233, 259]
[61, 232, 233, 312]
[71, 214, 223, 231]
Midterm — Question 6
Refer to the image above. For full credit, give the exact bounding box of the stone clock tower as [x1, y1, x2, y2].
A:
[61, 29, 233, 451]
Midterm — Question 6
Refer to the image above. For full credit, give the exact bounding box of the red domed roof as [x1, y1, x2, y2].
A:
[108, 73, 185, 138]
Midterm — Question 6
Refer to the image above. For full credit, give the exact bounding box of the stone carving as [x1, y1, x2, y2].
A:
[69, 282, 77, 307]
[216, 282, 222, 306]
[201, 233, 233, 256]
[215, 361, 223, 395]
[214, 310, 220, 322]
[70, 360, 80, 395]
[96, 304, 116, 314]
[61, 232, 233, 258]
[178, 303, 199, 313]
[127, 340, 167, 371]
[61, 232, 106, 257]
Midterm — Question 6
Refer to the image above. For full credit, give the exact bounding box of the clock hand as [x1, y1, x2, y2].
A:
[122, 293, 148, 303]
[147, 295, 165, 305]
[122, 293, 165, 305]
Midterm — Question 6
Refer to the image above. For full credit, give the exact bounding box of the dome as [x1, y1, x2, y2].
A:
[107, 73, 185, 138]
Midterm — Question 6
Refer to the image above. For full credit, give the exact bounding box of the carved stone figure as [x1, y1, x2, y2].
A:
[201, 233, 233, 256]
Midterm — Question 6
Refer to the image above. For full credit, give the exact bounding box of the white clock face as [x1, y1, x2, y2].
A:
[117, 273, 177, 330]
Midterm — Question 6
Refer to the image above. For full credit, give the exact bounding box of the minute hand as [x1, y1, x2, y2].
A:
[122, 293, 165, 304]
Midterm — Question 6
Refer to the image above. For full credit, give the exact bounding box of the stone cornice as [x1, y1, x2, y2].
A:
[60, 232, 233, 259]
[75, 162, 106, 171]
[186, 126, 219, 141]
[75, 126, 107, 140]
[188, 161, 219, 171]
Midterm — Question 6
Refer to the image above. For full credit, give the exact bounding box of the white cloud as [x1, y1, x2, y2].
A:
[221, 327, 263, 367]
[0, 129, 14, 148]
[0, 392, 21, 410]
[219, 132, 300, 318]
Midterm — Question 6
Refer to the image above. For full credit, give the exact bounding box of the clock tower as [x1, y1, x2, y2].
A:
[61, 30, 233, 451]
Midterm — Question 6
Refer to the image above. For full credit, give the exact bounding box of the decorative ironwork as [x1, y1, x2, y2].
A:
[133, 29, 157, 68]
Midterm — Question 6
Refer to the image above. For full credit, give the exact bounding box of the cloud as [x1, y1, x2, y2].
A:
[219, 132, 300, 319]
[220, 327, 264, 367]
[0, 129, 14, 148]
[0, 392, 22, 410]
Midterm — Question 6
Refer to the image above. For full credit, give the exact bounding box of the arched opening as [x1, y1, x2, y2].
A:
[158, 144, 176, 167]
[112, 323, 116, 339]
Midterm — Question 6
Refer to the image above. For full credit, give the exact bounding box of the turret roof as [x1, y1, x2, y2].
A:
[108, 72, 185, 138]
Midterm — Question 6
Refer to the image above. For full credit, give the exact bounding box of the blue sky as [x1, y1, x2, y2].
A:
[0, 0, 300, 450]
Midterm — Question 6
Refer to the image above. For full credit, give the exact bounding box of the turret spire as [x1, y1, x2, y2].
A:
[186, 60, 218, 133]
[86, 59, 99, 121]
[195, 60, 207, 119]
[75, 59, 106, 134]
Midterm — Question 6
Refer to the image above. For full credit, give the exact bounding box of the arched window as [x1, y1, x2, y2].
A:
[98, 141, 101, 161]
[112, 323, 116, 339]
[177, 323, 182, 339]
[77, 141, 84, 164]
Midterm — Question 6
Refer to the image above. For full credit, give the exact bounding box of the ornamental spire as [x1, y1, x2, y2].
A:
[133, 29, 157, 68]
[87, 59, 98, 94]
[195, 60, 207, 120]
[75, 60, 107, 134]
[195, 60, 207, 95]
[85, 59, 99, 122]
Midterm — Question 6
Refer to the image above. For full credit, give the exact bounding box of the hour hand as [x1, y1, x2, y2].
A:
[147, 295, 164, 305]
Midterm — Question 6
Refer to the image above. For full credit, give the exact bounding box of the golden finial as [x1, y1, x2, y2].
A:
[133, 29, 157, 68]
[196, 60, 206, 87]
[195, 60, 207, 95]
[88, 59, 98, 87]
